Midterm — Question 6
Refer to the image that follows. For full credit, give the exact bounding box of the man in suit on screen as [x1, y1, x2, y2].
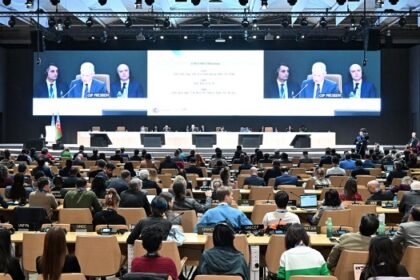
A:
[67, 62, 107, 98]
[342, 64, 378, 98]
[299, 62, 339, 98]
[35, 64, 68, 98]
[110, 63, 145, 98]
[265, 63, 300, 98]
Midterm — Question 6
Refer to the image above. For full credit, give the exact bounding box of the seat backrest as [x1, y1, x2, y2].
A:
[290, 168, 305, 176]
[267, 178, 275, 187]
[357, 186, 371, 201]
[59, 208, 93, 225]
[11, 206, 49, 231]
[75, 235, 121, 277]
[349, 204, 377, 231]
[279, 186, 305, 203]
[299, 163, 315, 171]
[0, 275, 13, 280]
[186, 173, 198, 189]
[391, 178, 402, 186]
[161, 168, 178, 176]
[75, 74, 110, 93]
[306, 74, 343, 93]
[265, 235, 286, 274]
[237, 174, 251, 188]
[117, 207, 147, 228]
[204, 234, 250, 265]
[173, 210, 197, 233]
[22, 232, 46, 272]
[318, 209, 352, 227]
[195, 276, 242, 280]
[334, 250, 369, 280]
[368, 168, 382, 177]
[400, 246, 420, 280]
[251, 203, 277, 224]
[356, 175, 376, 187]
[249, 186, 274, 201]
[329, 176, 348, 188]
[158, 174, 172, 188]
[290, 277, 338, 280]
[264, 127, 273, 132]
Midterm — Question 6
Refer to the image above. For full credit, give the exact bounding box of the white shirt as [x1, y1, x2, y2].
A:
[277, 80, 289, 99]
[313, 81, 324, 98]
[262, 209, 301, 227]
[351, 80, 363, 99]
[46, 80, 57, 98]
[118, 80, 130, 98]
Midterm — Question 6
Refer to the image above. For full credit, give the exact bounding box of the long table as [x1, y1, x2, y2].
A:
[77, 131, 336, 149]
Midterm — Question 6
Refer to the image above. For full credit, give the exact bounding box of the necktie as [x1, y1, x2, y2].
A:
[49, 84, 54, 98]
[119, 83, 127, 98]
[315, 84, 320, 98]
[354, 83, 359, 94]
[280, 84, 285, 98]
[84, 84, 89, 98]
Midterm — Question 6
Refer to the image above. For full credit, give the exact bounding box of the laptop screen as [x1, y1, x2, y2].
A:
[385, 165, 394, 172]
[300, 194, 318, 208]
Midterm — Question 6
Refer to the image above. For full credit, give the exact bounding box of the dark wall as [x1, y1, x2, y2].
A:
[0, 47, 6, 141]
[3, 47, 412, 145]
[409, 45, 420, 135]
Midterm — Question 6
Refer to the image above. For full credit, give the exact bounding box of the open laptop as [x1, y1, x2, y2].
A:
[299, 194, 318, 210]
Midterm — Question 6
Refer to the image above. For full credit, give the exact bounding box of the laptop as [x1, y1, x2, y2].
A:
[299, 194, 318, 209]
[384, 165, 394, 172]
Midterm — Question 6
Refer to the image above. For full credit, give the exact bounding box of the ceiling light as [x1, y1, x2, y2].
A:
[252, 35, 257, 39]
[160, 35, 164, 39]
[287, 0, 297, 6]
[228, 35, 232, 39]
[63, 17, 71, 29]
[2, 0, 11, 6]
[239, 0, 248, 6]
[300, 17, 308, 26]
[48, 17, 56, 28]
[8, 16, 16, 27]
[144, 0, 154, 5]
[398, 16, 406, 27]
[25, 0, 33, 8]
[134, 0, 142, 9]
[91, 35, 95, 40]
[252, 19, 258, 30]
[191, 0, 200, 6]
[389, 0, 398, 4]
[281, 18, 289, 28]
[114, 35, 118, 40]
[98, 0, 107, 5]
[50, 0, 60, 5]
[163, 17, 170, 28]
[319, 16, 327, 27]
[261, 0, 267, 10]
[241, 17, 249, 28]
[336, 0, 345, 5]
[86, 16, 94, 27]
[55, 19, 63, 31]
[125, 17, 132, 27]
[375, 0, 384, 8]
[184, 35, 188, 39]
[202, 17, 210, 27]
[276, 35, 280, 39]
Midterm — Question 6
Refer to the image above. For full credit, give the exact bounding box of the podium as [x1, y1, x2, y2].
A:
[290, 134, 311, 148]
[238, 134, 263, 148]
[90, 133, 112, 147]
[141, 133, 165, 147]
[192, 134, 216, 148]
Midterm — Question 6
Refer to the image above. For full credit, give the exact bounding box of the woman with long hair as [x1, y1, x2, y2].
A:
[0, 228, 24, 280]
[36, 227, 80, 280]
[340, 178, 362, 201]
[7, 173, 32, 203]
[360, 236, 409, 279]
[92, 188, 126, 228]
[172, 176, 211, 213]
[195, 153, 206, 167]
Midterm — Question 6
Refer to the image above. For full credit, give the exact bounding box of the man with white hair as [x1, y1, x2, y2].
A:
[119, 178, 151, 215]
[299, 62, 339, 98]
[139, 169, 162, 195]
[342, 63, 378, 98]
[366, 180, 393, 203]
[68, 62, 107, 98]
[110, 63, 145, 98]
[399, 181, 420, 221]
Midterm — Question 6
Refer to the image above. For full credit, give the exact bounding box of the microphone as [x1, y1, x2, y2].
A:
[60, 83, 77, 98]
[265, 192, 272, 204]
[292, 83, 308, 99]
[170, 212, 184, 223]
[268, 216, 282, 231]
[288, 191, 300, 199]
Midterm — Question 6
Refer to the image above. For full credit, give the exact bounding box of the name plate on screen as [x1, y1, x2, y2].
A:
[318, 93, 342, 98]
[86, 93, 110, 98]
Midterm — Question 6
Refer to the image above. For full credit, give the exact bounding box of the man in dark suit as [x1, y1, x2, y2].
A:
[399, 182, 420, 221]
[110, 63, 145, 98]
[342, 64, 378, 98]
[35, 64, 68, 98]
[299, 62, 339, 98]
[265, 63, 300, 98]
[244, 167, 265, 186]
[68, 62, 107, 98]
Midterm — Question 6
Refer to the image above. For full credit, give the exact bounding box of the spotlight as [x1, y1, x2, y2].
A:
[134, 0, 142, 9]
[184, 35, 188, 39]
[202, 17, 210, 27]
[2, 0, 11, 6]
[98, 0, 107, 5]
[8, 16, 16, 27]
[25, 0, 33, 8]
[86, 16, 94, 27]
[48, 17, 56, 28]
[124, 17, 132, 27]
[191, 0, 200, 5]
[287, 0, 297, 6]
[241, 17, 249, 28]
[144, 0, 154, 5]
[389, 0, 398, 4]
[300, 17, 308, 26]
[160, 35, 164, 39]
[281, 18, 289, 28]
[398, 16, 406, 27]
[252, 19, 258, 30]
[163, 17, 170, 28]
[336, 0, 345, 5]
[50, 0, 60, 5]
[114, 35, 118, 40]
[375, 0, 384, 8]
[319, 16, 327, 27]
[261, 0, 267, 9]
[239, 0, 248, 5]
[55, 19, 63, 31]
[64, 17, 71, 29]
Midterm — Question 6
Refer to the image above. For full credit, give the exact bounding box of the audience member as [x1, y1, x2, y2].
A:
[159, 155, 179, 174]
[172, 178, 211, 213]
[392, 204, 420, 250]
[326, 157, 346, 177]
[120, 178, 151, 216]
[244, 167, 265, 186]
[110, 149, 124, 163]
[139, 169, 161, 195]
[311, 189, 344, 225]
[124, 162, 136, 178]
[386, 161, 407, 186]
[87, 159, 106, 179]
[72, 154, 85, 168]
[366, 180, 393, 203]
[140, 153, 157, 169]
[63, 178, 102, 213]
[6, 173, 33, 203]
[0, 228, 25, 280]
[340, 178, 363, 201]
[262, 191, 300, 229]
[159, 192, 181, 226]
[108, 169, 131, 194]
[399, 181, 420, 221]
[351, 160, 370, 178]
[312, 167, 330, 188]
[319, 148, 332, 167]
[92, 188, 126, 228]
[31, 158, 53, 179]
[274, 167, 298, 188]
[339, 153, 356, 170]
[390, 176, 412, 193]
[209, 148, 228, 168]
[73, 145, 88, 159]
[87, 149, 99, 161]
[298, 151, 313, 166]
[129, 149, 142, 161]
[264, 160, 283, 185]
[62, 167, 80, 188]
[185, 157, 204, 177]
[90, 176, 107, 199]
[29, 177, 58, 219]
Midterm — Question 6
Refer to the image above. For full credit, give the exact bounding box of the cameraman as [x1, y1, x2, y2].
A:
[355, 129, 369, 157]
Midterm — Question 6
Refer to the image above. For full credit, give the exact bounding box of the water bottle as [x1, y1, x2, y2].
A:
[326, 217, 333, 238]
[393, 195, 398, 208]
[378, 213, 385, 235]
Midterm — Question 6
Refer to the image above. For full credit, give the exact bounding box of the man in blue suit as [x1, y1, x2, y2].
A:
[67, 62, 107, 98]
[265, 63, 300, 98]
[342, 64, 378, 98]
[299, 62, 339, 98]
[35, 64, 68, 98]
[110, 64, 145, 98]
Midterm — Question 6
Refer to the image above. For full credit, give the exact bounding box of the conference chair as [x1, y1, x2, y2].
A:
[22, 232, 46, 273]
[290, 168, 305, 176]
[349, 204, 377, 231]
[186, 173, 198, 189]
[328, 176, 348, 188]
[321, 164, 332, 169]
[265, 235, 286, 276]
[84, 160, 96, 169]
[391, 177, 402, 186]
[158, 174, 172, 188]
[204, 234, 250, 265]
[231, 163, 240, 171]
[307, 74, 343, 93]
[37, 274, 86, 280]
[397, 190, 409, 202]
[237, 174, 251, 188]
[239, 169, 251, 175]
[0, 275, 12, 280]
[195, 276, 242, 280]
[400, 246, 420, 280]
[368, 168, 382, 177]
[305, 179, 315, 189]
[41, 223, 71, 232]
[117, 207, 147, 228]
[356, 175, 376, 187]
[290, 277, 338, 280]
[279, 186, 305, 202]
[267, 178, 276, 187]
[75, 74, 110, 93]
[299, 163, 315, 171]
[59, 208, 93, 225]
[173, 210, 197, 233]
[334, 250, 369, 280]
[232, 189, 241, 202]
[250, 203, 277, 224]
[318, 209, 352, 227]
[264, 127, 273, 132]
[161, 168, 178, 176]
[357, 186, 371, 201]
[249, 186, 275, 201]
[10, 206, 50, 231]
[75, 235, 122, 277]
[134, 240, 187, 277]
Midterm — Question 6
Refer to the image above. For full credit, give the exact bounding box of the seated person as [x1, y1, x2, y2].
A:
[264, 160, 283, 185]
[351, 160, 370, 178]
[366, 180, 393, 203]
[386, 161, 407, 186]
[29, 177, 58, 220]
[195, 187, 252, 231]
[392, 205, 420, 249]
[243, 167, 265, 187]
[390, 176, 412, 194]
[5, 173, 33, 203]
[92, 188, 126, 228]
[398, 181, 420, 221]
[131, 225, 178, 280]
[0, 228, 25, 280]
[311, 189, 344, 225]
[339, 154, 356, 171]
[195, 223, 249, 280]
[159, 192, 181, 226]
[172, 177, 211, 214]
[278, 224, 330, 279]
[298, 151, 313, 166]
[327, 214, 379, 270]
[185, 157, 204, 177]
[119, 178, 151, 216]
[262, 191, 300, 229]
[326, 157, 346, 177]
[312, 167, 330, 188]
[238, 156, 253, 173]
[274, 167, 298, 188]
[339, 178, 363, 202]
[63, 178, 102, 213]
[139, 169, 162, 195]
